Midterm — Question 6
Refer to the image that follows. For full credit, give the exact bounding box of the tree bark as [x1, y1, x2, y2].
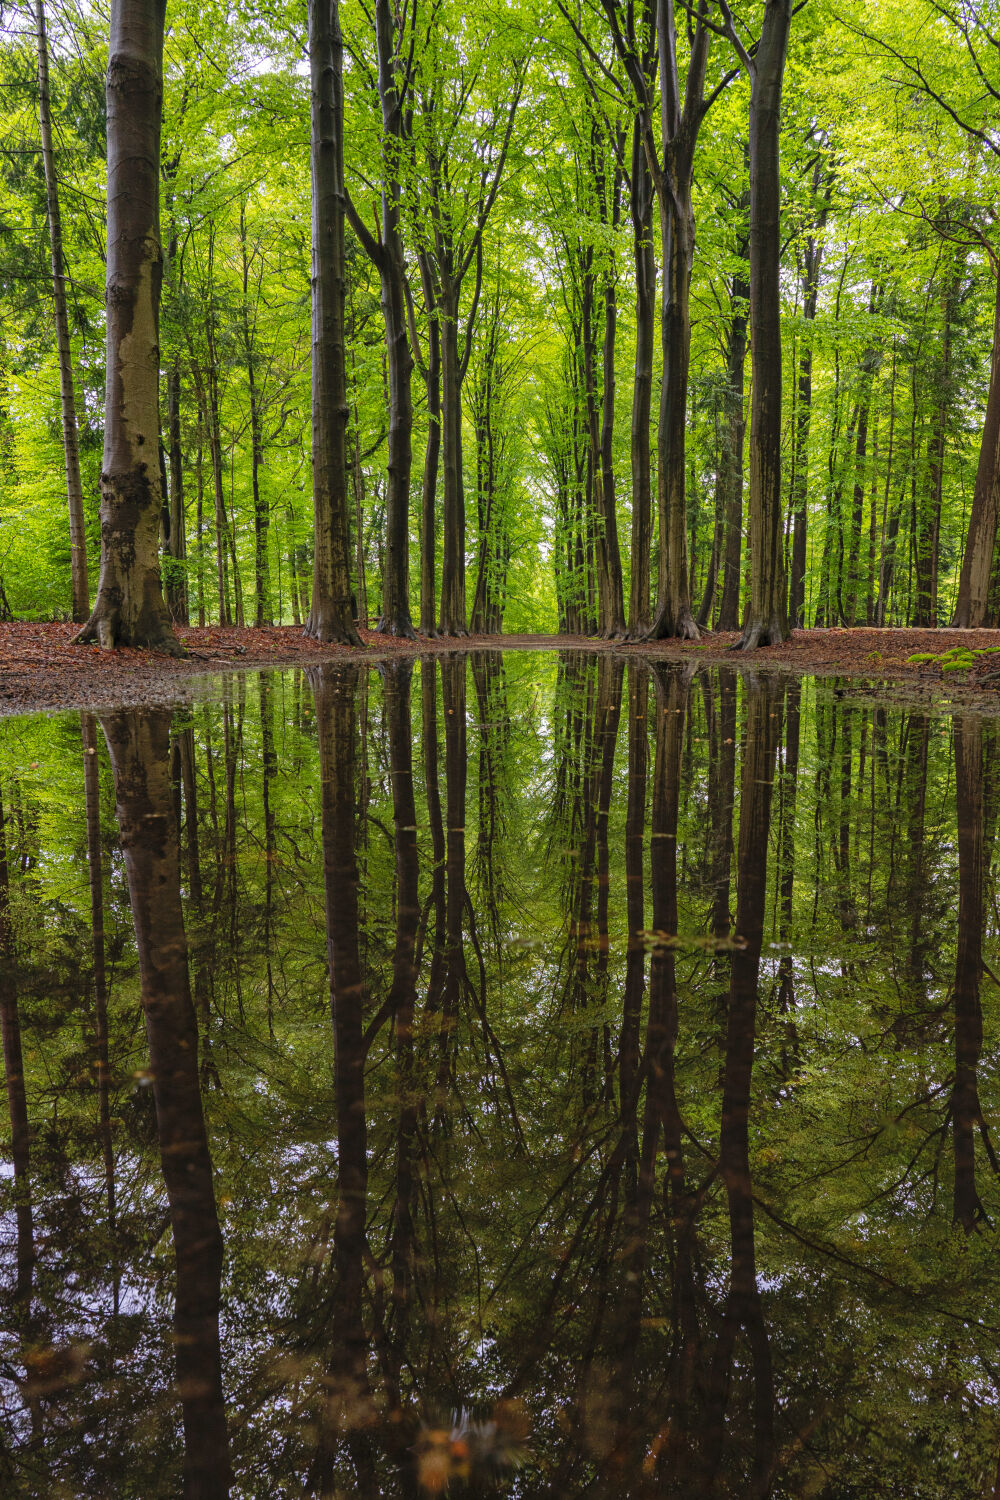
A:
[628, 116, 656, 636]
[76, 0, 180, 652]
[788, 171, 827, 627]
[165, 361, 188, 625]
[35, 0, 89, 623]
[737, 0, 793, 649]
[306, 0, 361, 644]
[238, 206, 270, 628]
[418, 256, 441, 635]
[438, 282, 468, 634]
[715, 236, 750, 631]
[954, 269, 1000, 626]
[640, 0, 710, 640]
[345, 0, 417, 638]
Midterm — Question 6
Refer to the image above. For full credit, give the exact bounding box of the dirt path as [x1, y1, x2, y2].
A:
[1, 621, 998, 716]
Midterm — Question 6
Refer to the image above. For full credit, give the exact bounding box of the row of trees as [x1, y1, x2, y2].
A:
[4, 0, 1000, 646]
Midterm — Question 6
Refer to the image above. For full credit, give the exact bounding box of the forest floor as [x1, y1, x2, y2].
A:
[2, 620, 1000, 716]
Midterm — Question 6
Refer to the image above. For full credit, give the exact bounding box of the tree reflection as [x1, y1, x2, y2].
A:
[100, 709, 231, 1498]
[5, 658, 1000, 1494]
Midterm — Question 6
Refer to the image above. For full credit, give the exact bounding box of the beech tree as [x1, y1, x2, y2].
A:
[75, 0, 181, 652]
[3, 0, 1000, 638]
[599, 0, 722, 640]
[344, 0, 417, 638]
[305, 0, 360, 645]
[720, 0, 794, 649]
[34, 0, 88, 623]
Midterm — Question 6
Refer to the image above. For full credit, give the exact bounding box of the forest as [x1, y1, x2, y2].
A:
[4, 656, 1000, 1495]
[8, 2, 1000, 1494]
[4, 0, 1000, 649]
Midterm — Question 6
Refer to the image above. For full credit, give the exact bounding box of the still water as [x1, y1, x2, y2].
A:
[0, 650, 998, 1498]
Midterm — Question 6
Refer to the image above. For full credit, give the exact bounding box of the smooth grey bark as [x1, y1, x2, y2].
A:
[628, 112, 656, 635]
[76, 0, 181, 652]
[725, 0, 794, 649]
[601, 0, 714, 640]
[165, 361, 188, 624]
[954, 268, 1000, 626]
[715, 230, 750, 631]
[345, 0, 416, 637]
[306, 0, 361, 644]
[35, 0, 89, 623]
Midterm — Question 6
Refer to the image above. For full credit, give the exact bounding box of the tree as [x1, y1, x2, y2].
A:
[34, 0, 88, 623]
[75, 0, 181, 652]
[720, 0, 794, 649]
[345, 0, 417, 638]
[599, 0, 720, 639]
[305, 0, 361, 645]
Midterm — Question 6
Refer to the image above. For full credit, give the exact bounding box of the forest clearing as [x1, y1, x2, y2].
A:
[6, 0, 1000, 1497]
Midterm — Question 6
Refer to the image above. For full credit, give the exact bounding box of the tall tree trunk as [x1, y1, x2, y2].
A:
[788, 191, 825, 627]
[737, 0, 793, 649]
[305, 0, 360, 645]
[645, 1, 710, 640]
[345, 0, 416, 638]
[600, 174, 627, 637]
[166, 362, 188, 624]
[649, 188, 698, 639]
[35, 0, 89, 623]
[629, 127, 655, 636]
[438, 282, 467, 635]
[76, 0, 180, 652]
[101, 709, 231, 1496]
[239, 207, 270, 628]
[954, 269, 1000, 626]
[716, 232, 750, 631]
[419, 257, 441, 635]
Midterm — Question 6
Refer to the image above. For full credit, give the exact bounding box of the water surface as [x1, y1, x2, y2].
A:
[1, 652, 997, 1497]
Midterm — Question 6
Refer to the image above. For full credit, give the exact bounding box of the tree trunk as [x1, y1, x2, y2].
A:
[600, 186, 626, 637]
[75, 0, 180, 652]
[716, 241, 750, 631]
[35, 0, 89, 623]
[239, 207, 270, 628]
[438, 282, 468, 634]
[738, 0, 793, 649]
[954, 269, 1000, 626]
[628, 118, 655, 636]
[305, 0, 360, 645]
[788, 218, 823, 627]
[648, 188, 698, 639]
[166, 361, 188, 624]
[372, 0, 415, 637]
[419, 257, 441, 635]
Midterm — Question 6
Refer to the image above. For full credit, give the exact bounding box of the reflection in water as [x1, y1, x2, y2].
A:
[2, 655, 1000, 1495]
[100, 711, 232, 1499]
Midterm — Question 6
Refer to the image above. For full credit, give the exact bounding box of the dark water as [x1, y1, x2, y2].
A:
[1, 651, 998, 1498]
